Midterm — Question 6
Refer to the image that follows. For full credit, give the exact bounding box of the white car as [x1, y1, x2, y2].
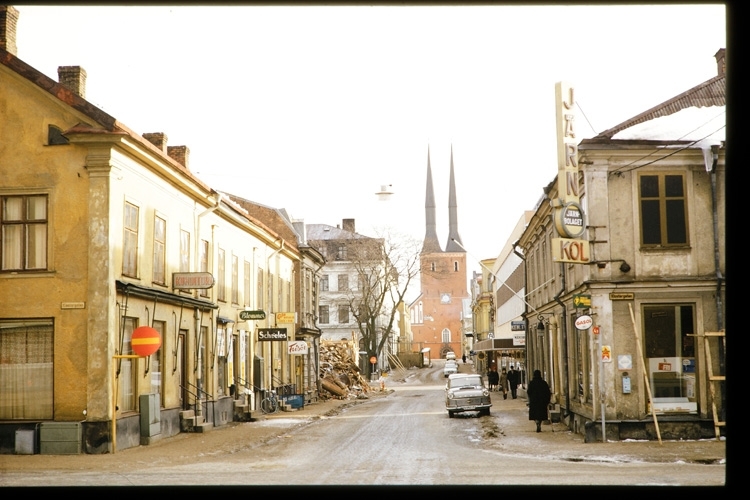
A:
[445, 373, 492, 417]
[443, 360, 459, 377]
[445, 352, 456, 361]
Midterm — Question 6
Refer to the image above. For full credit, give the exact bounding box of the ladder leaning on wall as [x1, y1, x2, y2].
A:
[696, 330, 726, 440]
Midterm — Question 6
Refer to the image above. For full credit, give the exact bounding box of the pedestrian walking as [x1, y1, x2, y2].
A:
[462, 354, 467, 364]
[527, 369, 551, 433]
[499, 367, 509, 399]
[508, 366, 519, 399]
[487, 366, 499, 391]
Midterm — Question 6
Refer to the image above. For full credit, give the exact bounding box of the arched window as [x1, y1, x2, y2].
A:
[442, 328, 451, 343]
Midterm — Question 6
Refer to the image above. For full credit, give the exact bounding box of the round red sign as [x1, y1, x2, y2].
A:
[131, 326, 162, 356]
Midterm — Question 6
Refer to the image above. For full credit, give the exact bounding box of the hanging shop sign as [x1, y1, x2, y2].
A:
[239, 310, 266, 321]
[551, 81, 589, 262]
[258, 328, 288, 341]
[275, 312, 295, 324]
[574, 315, 593, 331]
[573, 294, 591, 308]
[172, 272, 215, 290]
[552, 238, 591, 264]
[288, 341, 308, 355]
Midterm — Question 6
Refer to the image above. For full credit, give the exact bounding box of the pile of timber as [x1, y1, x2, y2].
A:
[319, 341, 371, 399]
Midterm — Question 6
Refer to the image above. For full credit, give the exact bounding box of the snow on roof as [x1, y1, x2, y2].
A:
[612, 105, 725, 149]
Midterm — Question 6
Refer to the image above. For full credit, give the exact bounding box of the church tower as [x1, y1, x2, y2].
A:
[409, 146, 468, 359]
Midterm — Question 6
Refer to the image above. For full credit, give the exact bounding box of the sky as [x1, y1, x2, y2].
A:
[12, 4, 727, 270]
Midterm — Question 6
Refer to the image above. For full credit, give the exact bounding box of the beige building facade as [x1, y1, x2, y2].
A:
[518, 50, 726, 441]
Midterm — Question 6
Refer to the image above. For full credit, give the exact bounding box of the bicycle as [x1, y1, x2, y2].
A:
[260, 389, 279, 414]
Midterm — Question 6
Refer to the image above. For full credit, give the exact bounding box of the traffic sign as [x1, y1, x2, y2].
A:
[131, 326, 161, 356]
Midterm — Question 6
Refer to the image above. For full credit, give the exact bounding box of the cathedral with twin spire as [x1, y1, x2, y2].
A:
[408, 146, 468, 359]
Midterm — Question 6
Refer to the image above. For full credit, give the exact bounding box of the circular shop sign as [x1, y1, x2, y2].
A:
[574, 315, 593, 331]
[554, 201, 586, 238]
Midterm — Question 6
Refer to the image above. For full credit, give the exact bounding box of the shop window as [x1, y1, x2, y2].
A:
[0, 319, 53, 419]
[643, 304, 697, 413]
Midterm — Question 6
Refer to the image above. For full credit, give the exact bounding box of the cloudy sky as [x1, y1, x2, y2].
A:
[13, 4, 726, 266]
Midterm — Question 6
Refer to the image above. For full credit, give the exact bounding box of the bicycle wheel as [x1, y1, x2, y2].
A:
[261, 397, 277, 414]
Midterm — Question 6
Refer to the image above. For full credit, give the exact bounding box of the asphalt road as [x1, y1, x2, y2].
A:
[0, 360, 727, 487]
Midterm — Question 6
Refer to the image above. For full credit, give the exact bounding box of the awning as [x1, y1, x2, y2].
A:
[473, 338, 525, 352]
[464, 332, 474, 337]
[116, 280, 218, 310]
[217, 316, 235, 324]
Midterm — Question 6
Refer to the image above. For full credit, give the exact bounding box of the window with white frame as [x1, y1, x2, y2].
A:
[231, 254, 239, 305]
[1, 195, 48, 271]
[123, 202, 139, 277]
[320, 274, 329, 291]
[179, 230, 190, 272]
[217, 248, 226, 302]
[338, 274, 349, 291]
[153, 215, 166, 285]
[338, 304, 350, 324]
[319, 305, 329, 324]
[118, 317, 137, 412]
[199, 239, 209, 298]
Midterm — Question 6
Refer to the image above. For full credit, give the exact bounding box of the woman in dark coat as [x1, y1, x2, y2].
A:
[527, 369, 551, 432]
[487, 367, 499, 391]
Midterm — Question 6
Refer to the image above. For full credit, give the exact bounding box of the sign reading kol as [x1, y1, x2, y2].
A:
[257, 328, 288, 341]
[288, 341, 308, 355]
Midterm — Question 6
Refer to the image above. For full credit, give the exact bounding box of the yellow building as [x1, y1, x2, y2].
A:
[0, 6, 304, 453]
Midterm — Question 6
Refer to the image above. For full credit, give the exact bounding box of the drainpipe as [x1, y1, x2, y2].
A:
[553, 262, 571, 419]
[709, 145, 726, 422]
[193, 192, 221, 420]
[266, 239, 284, 391]
[511, 240, 528, 381]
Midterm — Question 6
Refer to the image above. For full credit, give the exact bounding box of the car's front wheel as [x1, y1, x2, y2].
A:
[448, 410, 455, 418]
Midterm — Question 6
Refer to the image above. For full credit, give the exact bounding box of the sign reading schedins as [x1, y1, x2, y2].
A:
[258, 328, 288, 341]
[173, 272, 215, 290]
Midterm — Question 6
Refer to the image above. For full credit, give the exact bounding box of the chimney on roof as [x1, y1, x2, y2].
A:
[58, 66, 87, 99]
[714, 48, 725, 77]
[342, 219, 355, 232]
[168, 145, 190, 169]
[0, 5, 19, 56]
[143, 132, 168, 154]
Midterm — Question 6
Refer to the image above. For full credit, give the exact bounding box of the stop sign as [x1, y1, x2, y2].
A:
[131, 326, 161, 356]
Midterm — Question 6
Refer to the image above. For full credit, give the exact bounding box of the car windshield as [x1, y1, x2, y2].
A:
[450, 377, 482, 389]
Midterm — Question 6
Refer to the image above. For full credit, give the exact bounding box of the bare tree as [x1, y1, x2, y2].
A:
[345, 228, 421, 375]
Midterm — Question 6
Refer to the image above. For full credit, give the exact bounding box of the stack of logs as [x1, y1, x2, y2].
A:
[319, 341, 371, 399]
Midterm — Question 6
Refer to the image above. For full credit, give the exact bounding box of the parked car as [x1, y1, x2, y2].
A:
[445, 373, 491, 417]
[443, 360, 459, 377]
[445, 352, 456, 360]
